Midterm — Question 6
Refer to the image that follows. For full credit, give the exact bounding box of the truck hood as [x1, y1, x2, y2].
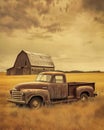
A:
[15, 82, 49, 91]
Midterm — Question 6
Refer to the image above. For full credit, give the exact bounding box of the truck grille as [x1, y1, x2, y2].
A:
[11, 89, 23, 100]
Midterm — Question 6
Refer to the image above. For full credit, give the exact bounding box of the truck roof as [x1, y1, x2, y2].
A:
[40, 71, 65, 75]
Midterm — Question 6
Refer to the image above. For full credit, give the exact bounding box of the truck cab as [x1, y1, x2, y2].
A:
[36, 72, 68, 100]
[8, 71, 97, 109]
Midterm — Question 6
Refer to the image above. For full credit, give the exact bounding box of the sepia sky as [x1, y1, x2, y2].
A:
[0, 0, 104, 71]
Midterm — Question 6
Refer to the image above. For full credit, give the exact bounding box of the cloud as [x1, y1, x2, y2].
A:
[0, 0, 104, 35]
[0, 0, 54, 32]
[0, 0, 82, 34]
[27, 32, 53, 40]
[94, 16, 104, 24]
[83, 0, 104, 12]
[43, 23, 62, 33]
[0, 0, 40, 32]
[82, 0, 104, 24]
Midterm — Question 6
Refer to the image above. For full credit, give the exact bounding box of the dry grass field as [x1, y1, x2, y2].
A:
[0, 73, 104, 130]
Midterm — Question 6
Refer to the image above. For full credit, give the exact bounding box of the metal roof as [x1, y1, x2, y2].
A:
[24, 50, 54, 67]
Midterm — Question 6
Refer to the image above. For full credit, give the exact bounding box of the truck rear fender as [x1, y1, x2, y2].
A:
[76, 86, 94, 98]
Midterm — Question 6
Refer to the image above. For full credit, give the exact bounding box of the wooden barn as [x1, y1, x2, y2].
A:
[7, 50, 55, 75]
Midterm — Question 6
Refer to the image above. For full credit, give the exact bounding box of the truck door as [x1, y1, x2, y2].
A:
[48, 75, 68, 99]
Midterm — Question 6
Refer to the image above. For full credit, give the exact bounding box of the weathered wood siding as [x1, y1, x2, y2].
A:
[7, 68, 16, 75]
[7, 50, 55, 75]
[7, 67, 31, 75]
[31, 67, 54, 74]
[14, 51, 30, 68]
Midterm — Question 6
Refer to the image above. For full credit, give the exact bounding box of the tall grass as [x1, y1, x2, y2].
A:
[0, 73, 104, 130]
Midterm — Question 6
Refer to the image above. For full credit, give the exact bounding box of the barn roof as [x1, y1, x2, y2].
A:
[23, 50, 54, 68]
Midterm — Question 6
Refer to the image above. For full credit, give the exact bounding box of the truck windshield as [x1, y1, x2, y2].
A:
[36, 74, 52, 82]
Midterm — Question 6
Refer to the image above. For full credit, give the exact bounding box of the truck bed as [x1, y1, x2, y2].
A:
[68, 82, 95, 90]
[68, 82, 95, 86]
[67, 82, 95, 97]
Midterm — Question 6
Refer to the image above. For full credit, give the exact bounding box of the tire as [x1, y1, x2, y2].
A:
[29, 97, 43, 109]
[80, 93, 88, 102]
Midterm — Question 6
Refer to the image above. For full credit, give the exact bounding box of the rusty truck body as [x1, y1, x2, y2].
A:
[8, 71, 97, 108]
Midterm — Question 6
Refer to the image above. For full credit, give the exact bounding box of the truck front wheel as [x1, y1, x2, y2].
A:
[29, 97, 43, 109]
[80, 93, 88, 101]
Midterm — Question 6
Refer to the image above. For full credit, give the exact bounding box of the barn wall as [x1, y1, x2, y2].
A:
[7, 67, 31, 75]
[7, 68, 16, 75]
[7, 50, 55, 75]
[7, 69, 11, 75]
[7, 66, 54, 75]
[14, 51, 30, 68]
[22, 67, 31, 75]
[31, 66, 55, 74]
[8, 51, 31, 75]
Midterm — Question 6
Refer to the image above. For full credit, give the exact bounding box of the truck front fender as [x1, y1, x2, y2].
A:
[24, 89, 50, 104]
[76, 86, 94, 98]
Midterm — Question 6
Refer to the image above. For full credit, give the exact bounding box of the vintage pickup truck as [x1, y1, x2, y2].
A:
[8, 71, 97, 109]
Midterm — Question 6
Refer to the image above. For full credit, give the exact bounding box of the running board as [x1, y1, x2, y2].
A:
[51, 98, 78, 105]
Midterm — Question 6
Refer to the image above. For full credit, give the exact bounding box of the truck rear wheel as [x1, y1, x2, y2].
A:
[80, 93, 88, 101]
[29, 97, 43, 109]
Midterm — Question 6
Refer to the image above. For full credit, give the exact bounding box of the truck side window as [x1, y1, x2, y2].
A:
[53, 76, 64, 83]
